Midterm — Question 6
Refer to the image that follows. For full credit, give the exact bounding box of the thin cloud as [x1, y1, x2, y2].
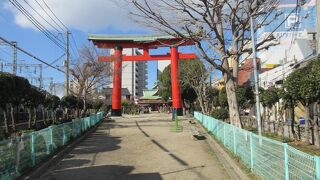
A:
[4, 0, 141, 32]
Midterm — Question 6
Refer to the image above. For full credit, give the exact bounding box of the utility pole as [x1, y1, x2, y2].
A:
[250, 17, 263, 138]
[4, 63, 43, 87]
[12, 41, 17, 75]
[65, 31, 70, 96]
[0, 61, 3, 72]
[39, 64, 43, 89]
[317, 0, 320, 55]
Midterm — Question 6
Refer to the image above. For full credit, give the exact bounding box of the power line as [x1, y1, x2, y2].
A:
[34, 0, 66, 32]
[0, 47, 13, 58]
[0, 36, 65, 74]
[22, 0, 61, 33]
[44, 53, 65, 68]
[288, 0, 302, 50]
[9, 0, 65, 50]
[70, 33, 80, 58]
[40, 0, 80, 58]
[41, 0, 69, 31]
[12, 0, 64, 47]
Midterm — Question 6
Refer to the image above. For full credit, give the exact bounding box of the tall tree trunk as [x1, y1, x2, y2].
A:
[279, 109, 285, 137]
[232, 56, 239, 84]
[197, 94, 207, 115]
[42, 107, 47, 126]
[1, 107, 9, 134]
[267, 107, 271, 132]
[52, 110, 55, 124]
[223, 71, 241, 128]
[65, 108, 68, 121]
[46, 109, 50, 125]
[304, 104, 310, 144]
[27, 107, 32, 129]
[273, 104, 277, 134]
[313, 103, 320, 148]
[82, 98, 87, 117]
[10, 104, 16, 132]
[290, 105, 297, 140]
[33, 107, 37, 127]
[262, 106, 267, 131]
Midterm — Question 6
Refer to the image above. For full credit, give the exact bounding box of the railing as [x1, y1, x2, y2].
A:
[0, 112, 104, 180]
[194, 112, 320, 180]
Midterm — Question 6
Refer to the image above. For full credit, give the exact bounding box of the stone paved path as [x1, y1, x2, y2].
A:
[39, 113, 231, 180]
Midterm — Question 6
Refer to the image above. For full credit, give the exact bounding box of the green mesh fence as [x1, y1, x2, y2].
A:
[194, 112, 320, 180]
[0, 112, 104, 180]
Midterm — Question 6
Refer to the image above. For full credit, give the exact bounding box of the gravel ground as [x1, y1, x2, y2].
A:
[39, 113, 230, 180]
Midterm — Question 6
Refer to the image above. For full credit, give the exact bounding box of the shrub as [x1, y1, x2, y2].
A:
[211, 108, 229, 121]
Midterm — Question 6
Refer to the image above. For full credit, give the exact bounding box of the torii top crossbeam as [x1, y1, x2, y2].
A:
[88, 34, 195, 48]
[88, 34, 197, 116]
[89, 34, 196, 62]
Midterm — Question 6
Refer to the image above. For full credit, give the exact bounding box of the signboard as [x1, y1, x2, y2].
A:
[257, 0, 316, 67]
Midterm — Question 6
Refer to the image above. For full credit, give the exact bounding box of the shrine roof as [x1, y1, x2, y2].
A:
[88, 34, 178, 42]
[88, 33, 194, 48]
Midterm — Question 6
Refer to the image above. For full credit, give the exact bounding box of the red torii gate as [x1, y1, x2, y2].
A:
[88, 34, 197, 116]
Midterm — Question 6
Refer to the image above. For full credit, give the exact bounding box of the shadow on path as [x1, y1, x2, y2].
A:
[71, 134, 121, 155]
[135, 121, 189, 166]
[161, 165, 206, 176]
[43, 165, 162, 180]
[69, 123, 122, 155]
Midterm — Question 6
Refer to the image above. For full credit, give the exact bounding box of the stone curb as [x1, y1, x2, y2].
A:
[20, 119, 105, 180]
[196, 122, 250, 180]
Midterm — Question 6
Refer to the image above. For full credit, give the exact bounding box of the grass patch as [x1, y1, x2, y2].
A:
[243, 126, 320, 156]
[288, 141, 320, 156]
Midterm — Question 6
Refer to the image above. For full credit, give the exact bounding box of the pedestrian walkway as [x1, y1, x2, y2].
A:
[39, 113, 231, 180]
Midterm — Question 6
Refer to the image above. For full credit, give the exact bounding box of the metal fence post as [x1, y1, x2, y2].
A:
[233, 127, 236, 154]
[223, 123, 226, 145]
[62, 126, 66, 145]
[15, 137, 19, 176]
[284, 143, 289, 180]
[316, 156, 320, 180]
[201, 113, 203, 123]
[250, 132, 254, 170]
[50, 126, 53, 153]
[72, 119, 76, 138]
[31, 132, 36, 166]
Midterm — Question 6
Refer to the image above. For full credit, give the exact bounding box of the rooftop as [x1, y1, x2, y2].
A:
[88, 33, 194, 48]
[140, 89, 162, 100]
[88, 34, 178, 42]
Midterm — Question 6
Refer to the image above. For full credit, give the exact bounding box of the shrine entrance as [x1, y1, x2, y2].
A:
[89, 34, 197, 116]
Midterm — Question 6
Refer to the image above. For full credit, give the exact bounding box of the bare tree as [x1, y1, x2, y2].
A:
[71, 45, 112, 116]
[179, 59, 213, 115]
[130, 0, 285, 127]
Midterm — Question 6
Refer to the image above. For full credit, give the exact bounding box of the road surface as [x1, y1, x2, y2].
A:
[39, 113, 231, 180]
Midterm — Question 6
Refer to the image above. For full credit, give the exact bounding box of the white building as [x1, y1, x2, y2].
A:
[157, 60, 170, 78]
[109, 48, 148, 98]
[257, 0, 316, 88]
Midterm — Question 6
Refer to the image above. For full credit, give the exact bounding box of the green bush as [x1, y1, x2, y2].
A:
[123, 103, 140, 115]
[122, 100, 129, 107]
[211, 108, 229, 121]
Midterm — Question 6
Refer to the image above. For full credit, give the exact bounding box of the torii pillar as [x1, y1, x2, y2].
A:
[170, 47, 183, 115]
[111, 46, 123, 116]
[88, 34, 197, 117]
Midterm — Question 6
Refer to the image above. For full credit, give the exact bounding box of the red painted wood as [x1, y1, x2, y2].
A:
[112, 47, 122, 110]
[92, 39, 194, 49]
[98, 53, 197, 62]
[170, 47, 182, 109]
